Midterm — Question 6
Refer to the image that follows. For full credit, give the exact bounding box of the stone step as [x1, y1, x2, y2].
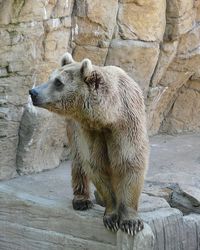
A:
[0, 184, 154, 250]
[0, 221, 115, 250]
[0, 165, 199, 250]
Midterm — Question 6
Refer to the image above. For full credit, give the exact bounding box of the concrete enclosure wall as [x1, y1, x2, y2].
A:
[0, 0, 200, 179]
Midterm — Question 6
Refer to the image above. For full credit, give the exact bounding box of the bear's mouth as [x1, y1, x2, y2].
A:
[30, 97, 42, 107]
[31, 99, 53, 112]
[33, 100, 50, 109]
[30, 96, 47, 108]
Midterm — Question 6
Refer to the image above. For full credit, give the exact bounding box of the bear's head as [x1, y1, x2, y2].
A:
[29, 53, 120, 128]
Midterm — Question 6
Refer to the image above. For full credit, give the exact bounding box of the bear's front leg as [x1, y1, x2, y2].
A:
[67, 120, 93, 210]
[91, 174, 119, 232]
[114, 169, 145, 236]
[71, 159, 93, 210]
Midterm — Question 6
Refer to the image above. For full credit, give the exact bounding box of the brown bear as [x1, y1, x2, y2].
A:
[29, 53, 149, 236]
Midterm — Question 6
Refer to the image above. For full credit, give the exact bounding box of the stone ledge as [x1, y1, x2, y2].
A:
[0, 178, 199, 250]
[1, 133, 200, 249]
[0, 184, 154, 250]
[0, 221, 115, 250]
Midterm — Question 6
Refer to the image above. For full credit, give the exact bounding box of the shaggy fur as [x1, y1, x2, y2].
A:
[29, 53, 149, 236]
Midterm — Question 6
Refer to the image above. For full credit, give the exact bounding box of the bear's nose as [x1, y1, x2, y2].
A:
[29, 89, 38, 98]
[29, 89, 39, 104]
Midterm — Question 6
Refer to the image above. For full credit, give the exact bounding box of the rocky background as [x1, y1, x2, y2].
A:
[0, 0, 200, 180]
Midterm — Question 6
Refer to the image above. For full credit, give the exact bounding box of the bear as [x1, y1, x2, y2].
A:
[29, 53, 149, 236]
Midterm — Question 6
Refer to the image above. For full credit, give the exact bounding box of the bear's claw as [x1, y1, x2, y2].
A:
[103, 213, 119, 232]
[119, 218, 144, 236]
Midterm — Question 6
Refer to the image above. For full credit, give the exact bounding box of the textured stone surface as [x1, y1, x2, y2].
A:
[0, 221, 115, 250]
[0, 184, 115, 249]
[73, 45, 108, 65]
[151, 41, 179, 87]
[0, 133, 200, 249]
[117, 223, 154, 250]
[141, 208, 187, 250]
[160, 81, 200, 133]
[164, 0, 196, 40]
[106, 39, 159, 95]
[0, 175, 194, 250]
[16, 103, 69, 175]
[145, 133, 200, 216]
[183, 214, 200, 250]
[139, 194, 170, 212]
[0, 0, 74, 24]
[0, 0, 72, 179]
[72, 0, 118, 46]
[0, 75, 33, 180]
[169, 184, 200, 214]
[147, 71, 192, 135]
[70, 0, 200, 138]
[148, 134, 200, 183]
[144, 182, 200, 215]
[0, 162, 199, 250]
[118, 0, 166, 41]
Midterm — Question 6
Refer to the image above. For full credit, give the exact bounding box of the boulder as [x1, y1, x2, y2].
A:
[0, 75, 33, 180]
[183, 214, 200, 250]
[141, 208, 186, 250]
[169, 184, 200, 214]
[0, 0, 73, 180]
[118, 0, 166, 41]
[117, 223, 154, 250]
[0, 0, 74, 24]
[151, 41, 178, 87]
[165, 0, 196, 40]
[177, 25, 200, 56]
[73, 45, 108, 65]
[16, 102, 69, 175]
[147, 70, 192, 135]
[161, 81, 200, 134]
[73, 0, 118, 46]
[106, 39, 159, 96]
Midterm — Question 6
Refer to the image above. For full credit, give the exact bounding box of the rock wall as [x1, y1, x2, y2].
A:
[0, 0, 200, 179]
[71, 0, 200, 135]
[0, 0, 74, 179]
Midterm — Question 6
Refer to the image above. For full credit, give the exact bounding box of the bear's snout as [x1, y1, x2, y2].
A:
[29, 88, 38, 105]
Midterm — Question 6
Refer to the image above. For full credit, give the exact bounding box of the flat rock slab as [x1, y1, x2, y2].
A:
[0, 133, 200, 249]
[146, 133, 200, 215]
[148, 133, 200, 184]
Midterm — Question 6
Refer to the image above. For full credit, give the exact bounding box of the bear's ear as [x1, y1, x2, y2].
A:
[61, 53, 74, 66]
[81, 59, 104, 90]
[80, 58, 93, 79]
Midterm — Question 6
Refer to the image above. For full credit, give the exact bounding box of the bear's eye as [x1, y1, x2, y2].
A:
[54, 78, 63, 88]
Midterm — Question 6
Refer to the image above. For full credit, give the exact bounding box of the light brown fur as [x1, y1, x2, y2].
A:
[29, 53, 149, 236]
